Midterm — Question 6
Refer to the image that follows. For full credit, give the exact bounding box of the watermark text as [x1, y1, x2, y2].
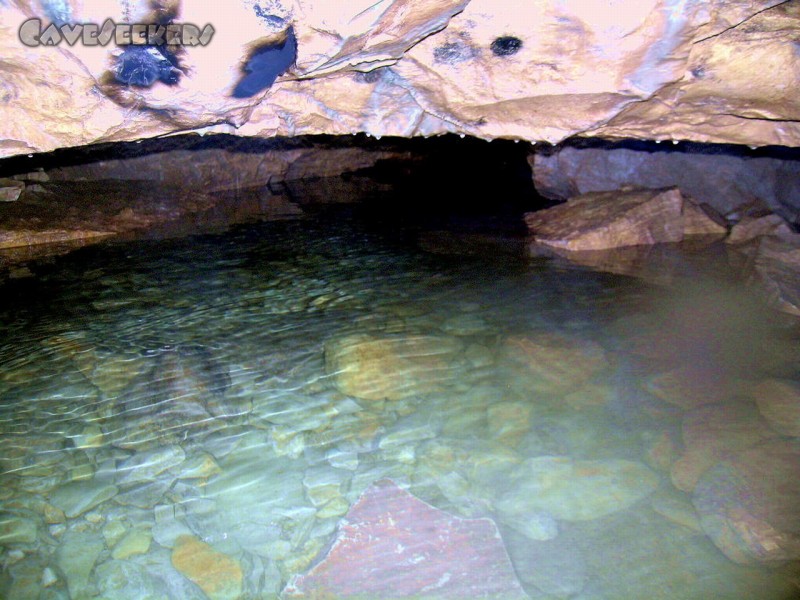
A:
[19, 18, 215, 47]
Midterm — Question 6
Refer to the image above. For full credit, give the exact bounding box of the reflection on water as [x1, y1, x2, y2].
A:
[0, 207, 798, 599]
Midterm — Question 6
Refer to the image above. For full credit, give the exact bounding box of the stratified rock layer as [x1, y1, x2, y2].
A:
[525, 187, 726, 252]
[1, 1, 798, 157]
[530, 145, 800, 220]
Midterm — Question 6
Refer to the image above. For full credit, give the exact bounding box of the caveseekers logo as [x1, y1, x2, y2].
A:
[19, 18, 214, 47]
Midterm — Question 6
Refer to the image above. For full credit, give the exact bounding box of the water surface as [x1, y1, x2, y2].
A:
[0, 204, 797, 599]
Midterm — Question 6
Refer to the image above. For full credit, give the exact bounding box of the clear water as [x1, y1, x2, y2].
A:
[0, 205, 798, 599]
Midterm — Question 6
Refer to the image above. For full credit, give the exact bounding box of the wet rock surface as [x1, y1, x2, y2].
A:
[525, 187, 726, 252]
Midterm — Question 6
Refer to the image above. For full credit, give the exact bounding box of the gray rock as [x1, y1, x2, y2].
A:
[498, 456, 658, 522]
[0, 512, 39, 544]
[501, 526, 587, 599]
[114, 480, 172, 509]
[56, 530, 104, 599]
[49, 480, 119, 518]
[152, 504, 194, 548]
[94, 560, 169, 600]
[116, 444, 185, 486]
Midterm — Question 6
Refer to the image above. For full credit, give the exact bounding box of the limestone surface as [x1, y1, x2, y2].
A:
[1, 1, 797, 157]
[525, 187, 726, 252]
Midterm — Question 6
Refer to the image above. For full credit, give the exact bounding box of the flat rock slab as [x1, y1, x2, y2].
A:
[282, 479, 528, 599]
[525, 187, 726, 252]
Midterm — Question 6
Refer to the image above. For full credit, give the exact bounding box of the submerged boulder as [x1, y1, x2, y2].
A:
[752, 378, 800, 438]
[283, 479, 528, 599]
[497, 456, 659, 522]
[324, 333, 464, 401]
[500, 332, 609, 396]
[670, 401, 777, 493]
[693, 438, 800, 566]
[525, 187, 727, 252]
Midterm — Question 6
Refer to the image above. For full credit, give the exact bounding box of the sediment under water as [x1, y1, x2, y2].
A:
[0, 204, 798, 599]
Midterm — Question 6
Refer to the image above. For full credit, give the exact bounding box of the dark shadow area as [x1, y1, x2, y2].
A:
[232, 27, 297, 98]
[349, 136, 540, 236]
[543, 137, 800, 162]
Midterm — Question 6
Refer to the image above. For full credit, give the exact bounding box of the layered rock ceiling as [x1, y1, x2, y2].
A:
[2, 0, 799, 158]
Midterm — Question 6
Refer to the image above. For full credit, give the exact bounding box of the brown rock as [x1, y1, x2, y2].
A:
[531, 145, 800, 220]
[751, 378, 800, 437]
[0, 178, 25, 202]
[171, 535, 243, 600]
[693, 438, 800, 565]
[727, 214, 793, 245]
[0, 228, 116, 250]
[671, 401, 777, 493]
[487, 401, 532, 446]
[746, 233, 800, 316]
[645, 366, 732, 410]
[501, 333, 608, 396]
[642, 430, 680, 472]
[324, 334, 463, 401]
[525, 188, 726, 252]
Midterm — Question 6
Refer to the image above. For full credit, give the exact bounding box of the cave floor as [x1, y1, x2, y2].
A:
[0, 200, 798, 599]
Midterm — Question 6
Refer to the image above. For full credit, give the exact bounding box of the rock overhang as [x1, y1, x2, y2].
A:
[0, 0, 798, 158]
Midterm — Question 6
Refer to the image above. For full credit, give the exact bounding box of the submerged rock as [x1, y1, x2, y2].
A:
[693, 438, 800, 565]
[0, 512, 38, 545]
[752, 378, 800, 437]
[283, 479, 528, 599]
[671, 401, 777, 493]
[49, 479, 119, 518]
[744, 233, 800, 316]
[113, 344, 238, 449]
[324, 333, 464, 401]
[500, 332, 608, 396]
[94, 560, 170, 600]
[497, 456, 658, 522]
[525, 187, 727, 252]
[56, 530, 104, 600]
[171, 535, 243, 600]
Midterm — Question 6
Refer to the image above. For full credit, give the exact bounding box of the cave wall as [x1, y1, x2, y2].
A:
[1, 0, 798, 158]
[531, 144, 800, 223]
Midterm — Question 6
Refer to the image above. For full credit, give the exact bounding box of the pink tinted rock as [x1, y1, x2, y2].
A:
[282, 479, 528, 599]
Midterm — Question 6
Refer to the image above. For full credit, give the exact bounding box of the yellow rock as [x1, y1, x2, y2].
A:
[112, 528, 151, 560]
[502, 333, 608, 396]
[316, 497, 350, 519]
[325, 334, 463, 401]
[43, 503, 65, 524]
[171, 535, 243, 600]
[487, 402, 532, 447]
[72, 425, 104, 449]
[179, 452, 222, 480]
